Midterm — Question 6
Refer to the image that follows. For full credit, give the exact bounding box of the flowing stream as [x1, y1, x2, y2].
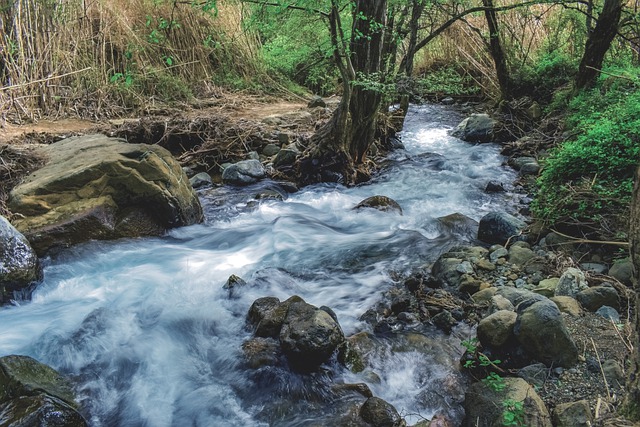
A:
[0, 105, 518, 426]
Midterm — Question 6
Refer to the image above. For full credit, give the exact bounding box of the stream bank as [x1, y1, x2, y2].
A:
[0, 98, 635, 426]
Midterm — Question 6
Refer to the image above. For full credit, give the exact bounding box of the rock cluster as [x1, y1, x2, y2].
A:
[245, 295, 345, 370]
[243, 294, 405, 426]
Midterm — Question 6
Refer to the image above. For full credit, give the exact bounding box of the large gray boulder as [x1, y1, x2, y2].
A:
[222, 159, 266, 185]
[8, 135, 203, 254]
[478, 212, 526, 245]
[514, 299, 578, 367]
[1, 216, 41, 304]
[452, 114, 499, 143]
[0, 355, 87, 426]
[463, 377, 551, 427]
[280, 299, 345, 369]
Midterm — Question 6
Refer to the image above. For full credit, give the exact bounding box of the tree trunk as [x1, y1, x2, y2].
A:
[626, 166, 640, 420]
[482, 0, 511, 100]
[298, 0, 387, 185]
[398, 0, 426, 123]
[575, 0, 623, 90]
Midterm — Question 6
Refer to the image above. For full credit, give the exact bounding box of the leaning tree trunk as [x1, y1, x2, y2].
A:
[626, 166, 640, 420]
[298, 0, 387, 185]
[575, 0, 623, 90]
[482, 0, 511, 100]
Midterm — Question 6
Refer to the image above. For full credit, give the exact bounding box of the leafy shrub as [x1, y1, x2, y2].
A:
[532, 69, 640, 230]
[512, 51, 578, 102]
[417, 65, 480, 97]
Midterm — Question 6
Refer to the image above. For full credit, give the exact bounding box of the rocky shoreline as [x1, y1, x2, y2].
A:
[0, 98, 635, 426]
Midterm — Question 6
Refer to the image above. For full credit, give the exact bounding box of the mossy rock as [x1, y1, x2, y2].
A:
[8, 134, 203, 254]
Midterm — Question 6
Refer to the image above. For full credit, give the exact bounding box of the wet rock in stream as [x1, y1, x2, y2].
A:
[0, 355, 88, 426]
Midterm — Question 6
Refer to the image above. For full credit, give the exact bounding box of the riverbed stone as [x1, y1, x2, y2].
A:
[262, 143, 281, 157]
[359, 396, 403, 427]
[0, 355, 87, 426]
[249, 296, 303, 338]
[550, 296, 583, 317]
[514, 299, 578, 367]
[596, 305, 620, 321]
[478, 212, 526, 245]
[508, 245, 536, 266]
[279, 299, 345, 370]
[0, 215, 41, 304]
[552, 400, 593, 427]
[353, 196, 403, 214]
[431, 257, 463, 290]
[8, 134, 203, 255]
[272, 147, 300, 170]
[511, 157, 540, 176]
[0, 394, 88, 427]
[576, 284, 620, 312]
[489, 295, 515, 313]
[477, 310, 517, 348]
[436, 213, 478, 237]
[554, 267, 588, 298]
[609, 258, 633, 286]
[463, 377, 552, 427]
[497, 287, 546, 307]
[518, 363, 549, 388]
[242, 337, 281, 369]
[451, 114, 498, 143]
[189, 172, 213, 189]
[485, 181, 505, 193]
[222, 159, 266, 185]
[471, 287, 498, 304]
[533, 278, 559, 298]
[580, 262, 608, 275]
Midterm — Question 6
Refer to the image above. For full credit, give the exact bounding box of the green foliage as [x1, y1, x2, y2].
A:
[502, 399, 525, 426]
[251, 3, 340, 95]
[461, 337, 479, 353]
[460, 338, 523, 426]
[533, 69, 640, 226]
[512, 51, 578, 102]
[482, 371, 506, 392]
[417, 65, 480, 96]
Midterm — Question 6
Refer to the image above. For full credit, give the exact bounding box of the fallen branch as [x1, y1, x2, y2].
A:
[550, 228, 629, 247]
[0, 67, 92, 92]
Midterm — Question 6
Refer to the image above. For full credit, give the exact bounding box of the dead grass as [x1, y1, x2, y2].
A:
[0, 0, 261, 123]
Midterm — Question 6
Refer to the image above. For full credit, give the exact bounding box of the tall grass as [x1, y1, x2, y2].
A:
[0, 0, 261, 122]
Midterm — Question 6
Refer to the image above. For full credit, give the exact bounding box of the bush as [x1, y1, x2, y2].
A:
[416, 65, 480, 97]
[512, 51, 578, 103]
[532, 69, 640, 231]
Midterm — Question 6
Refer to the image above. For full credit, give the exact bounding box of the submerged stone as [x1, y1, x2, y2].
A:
[353, 196, 403, 214]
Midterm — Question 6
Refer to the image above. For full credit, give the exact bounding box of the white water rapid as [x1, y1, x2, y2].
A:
[0, 104, 519, 426]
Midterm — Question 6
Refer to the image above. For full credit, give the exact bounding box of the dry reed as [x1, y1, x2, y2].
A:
[0, 0, 262, 123]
